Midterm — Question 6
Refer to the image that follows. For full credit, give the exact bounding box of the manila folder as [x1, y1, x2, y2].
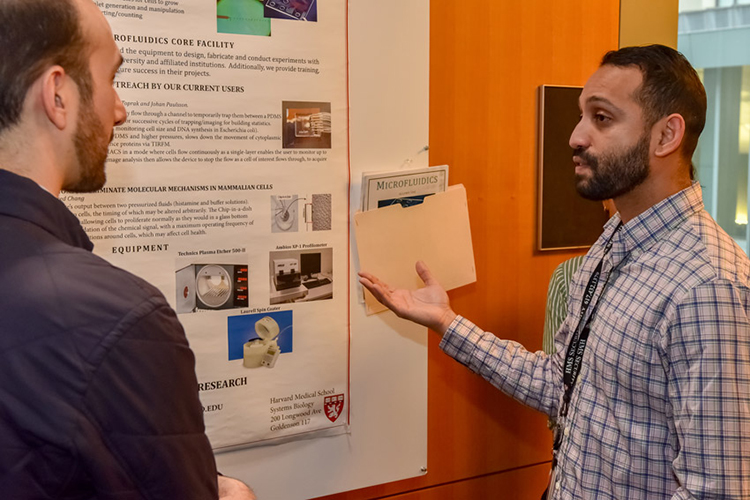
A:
[354, 183, 476, 315]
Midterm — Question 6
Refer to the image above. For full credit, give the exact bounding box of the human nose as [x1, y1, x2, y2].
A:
[114, 91, 127, 126]
[569, 116, 589, 151]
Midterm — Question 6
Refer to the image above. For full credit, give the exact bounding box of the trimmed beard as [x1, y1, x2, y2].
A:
[63, 87, 109, 193]
[574, 130, 650, 201]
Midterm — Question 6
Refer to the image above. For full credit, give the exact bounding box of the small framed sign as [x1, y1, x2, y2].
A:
[537, 85, 610, 251]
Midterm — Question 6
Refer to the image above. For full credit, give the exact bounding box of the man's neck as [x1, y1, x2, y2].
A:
[0, 115, 73, 197]
[615, 177, 692, 224]
[0, 163, 62, 198]
[0, 146, 64, 198]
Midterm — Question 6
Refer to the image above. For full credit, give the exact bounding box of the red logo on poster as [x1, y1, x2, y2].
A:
[324, 394, 345, 423]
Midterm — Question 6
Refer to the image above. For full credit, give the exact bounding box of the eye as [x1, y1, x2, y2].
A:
[594, 112, 611, 123]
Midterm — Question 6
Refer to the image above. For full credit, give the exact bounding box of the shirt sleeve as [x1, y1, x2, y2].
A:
[664, 280, 750, 499]
[74, 297, 219, 500]
[440, 315, 564, 417]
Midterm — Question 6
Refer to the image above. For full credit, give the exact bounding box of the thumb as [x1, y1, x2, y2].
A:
[415, 260, 441, 287]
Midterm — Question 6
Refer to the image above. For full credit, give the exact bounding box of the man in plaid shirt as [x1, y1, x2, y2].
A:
[360, 45, 750, 499]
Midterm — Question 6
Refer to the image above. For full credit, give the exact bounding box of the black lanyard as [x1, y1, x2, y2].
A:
[558, 223, 622, 420]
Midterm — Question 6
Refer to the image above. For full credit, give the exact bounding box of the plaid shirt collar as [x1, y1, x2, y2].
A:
[600, 181, 704, 265]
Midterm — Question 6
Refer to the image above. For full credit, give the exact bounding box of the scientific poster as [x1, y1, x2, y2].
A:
[65, 0, 350, 449]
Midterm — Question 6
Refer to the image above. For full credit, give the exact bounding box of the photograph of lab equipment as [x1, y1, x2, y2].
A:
[269, 248, 333, 304]
[273, 258, 302, 290]
[227, 311, 294, 368]
[175, 263, 249, 314]
[282, 101, 332, 149]
[265, 0, 317, 21]
[243, 316, 281, 368]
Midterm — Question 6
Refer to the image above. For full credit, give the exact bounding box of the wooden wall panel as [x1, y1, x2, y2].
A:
[384, 463, 551, 500]
[620, 0, 678, 49]
[315, 1, 619, 498]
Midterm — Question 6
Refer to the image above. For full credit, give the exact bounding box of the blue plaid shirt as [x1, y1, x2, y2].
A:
[440, 182, 750, 499]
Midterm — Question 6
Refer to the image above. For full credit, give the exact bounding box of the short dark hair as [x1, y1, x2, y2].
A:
[0, 0, 92, 134]
[600, 44, 707, 165]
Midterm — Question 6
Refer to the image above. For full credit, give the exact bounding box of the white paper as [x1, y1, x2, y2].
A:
[64, 0, 350, 449]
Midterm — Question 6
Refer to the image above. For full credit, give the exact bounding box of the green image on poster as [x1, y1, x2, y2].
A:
[217, 0, 271, 36]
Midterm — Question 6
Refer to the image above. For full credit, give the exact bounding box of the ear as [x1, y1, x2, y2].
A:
[653, 113, 686, 158]
[39, 66, 73, 131]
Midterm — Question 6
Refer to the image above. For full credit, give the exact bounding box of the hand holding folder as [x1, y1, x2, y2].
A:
[354, 184, 476, 315]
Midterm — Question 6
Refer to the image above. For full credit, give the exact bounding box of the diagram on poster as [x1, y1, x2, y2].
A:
[63, 0, 350, 449]
[272, 193, 332, 232]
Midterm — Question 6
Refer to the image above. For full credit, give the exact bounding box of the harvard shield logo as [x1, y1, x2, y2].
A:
[324, 394, 345, 423]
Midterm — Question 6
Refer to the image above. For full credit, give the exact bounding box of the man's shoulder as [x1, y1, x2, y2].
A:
[41, 245, 162, 306]
[627, 209, 750, 303]
[680, 210, 750, 286]
[0, 232, 174, 348]
[553, 254, 586, 278]
[549, 254, 586, 293]
[636, 210, 750, 307]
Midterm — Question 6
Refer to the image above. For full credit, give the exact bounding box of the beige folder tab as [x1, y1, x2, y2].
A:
[354, 184, 476, 315]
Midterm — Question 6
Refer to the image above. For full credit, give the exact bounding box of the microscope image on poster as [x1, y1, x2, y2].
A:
[272, 194, 332, 233]
[269, 248, 333, 304]
[282, 101, 331, 149]
[216, 0, 271, 36]
[265, 0, 318, 21]
[227, 311, 294, 369]
[217, 0, 317, 36]
[175, 262, 249, 314]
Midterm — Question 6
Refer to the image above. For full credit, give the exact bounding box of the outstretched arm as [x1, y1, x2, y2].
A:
[358, 261, 457, 334]
[362, 261, 562, 416]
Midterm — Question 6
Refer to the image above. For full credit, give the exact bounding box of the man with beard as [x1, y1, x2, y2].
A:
[0, 1, 255, 498]
[360, 45, 750, 499]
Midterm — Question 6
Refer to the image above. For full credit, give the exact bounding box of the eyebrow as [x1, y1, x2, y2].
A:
[584, 95, 624, 115]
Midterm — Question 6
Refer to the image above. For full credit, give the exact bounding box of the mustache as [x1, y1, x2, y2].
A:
[573, 147, 598, 167]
